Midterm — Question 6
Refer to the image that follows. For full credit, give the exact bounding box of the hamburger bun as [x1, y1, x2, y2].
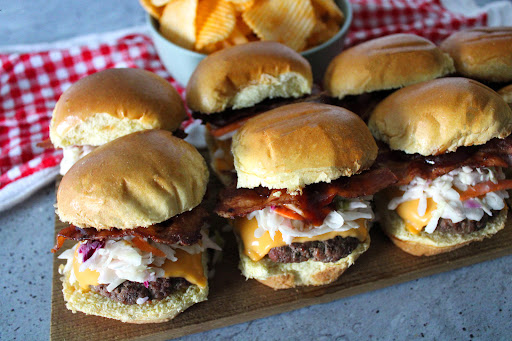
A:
[498, 84, 512, 105]
[232, 102, 378, 191]
[368, 77, 512, 156]
[57, 130, 208, 230]
[440, 27, 512, 83]
[375, 193, 508, 256]
[59, 252, 208, 323]
[186, 41, 313, 114]
[238, 237, 370, 289]
[324, 34, 455, 99]
[50, 68, 186, 148]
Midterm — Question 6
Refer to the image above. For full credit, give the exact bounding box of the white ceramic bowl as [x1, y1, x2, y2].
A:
[147, 0, 353, 86]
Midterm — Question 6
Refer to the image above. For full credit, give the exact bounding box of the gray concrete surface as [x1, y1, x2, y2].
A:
[1, 1, 512, 340]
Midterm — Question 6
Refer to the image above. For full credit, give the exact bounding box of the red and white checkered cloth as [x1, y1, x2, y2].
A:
[0, 0, 509, 211]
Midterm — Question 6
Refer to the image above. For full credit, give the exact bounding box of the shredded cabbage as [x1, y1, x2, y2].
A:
[388, 167, 509, 233]
[60, 145, 96, 175]
[246, 197, 373, 244]
[136, 297, 149, 305]
[58, 230, 220, 293]
[216, 129, 237, 141]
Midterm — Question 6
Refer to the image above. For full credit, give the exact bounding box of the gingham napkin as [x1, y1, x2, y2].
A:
[1, 0, 511, 212]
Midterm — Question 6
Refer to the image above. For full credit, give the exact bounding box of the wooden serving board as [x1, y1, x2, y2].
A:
[50, 178, 512, 340]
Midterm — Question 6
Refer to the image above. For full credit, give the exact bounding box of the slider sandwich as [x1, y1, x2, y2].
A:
[186, 41, 316, 185]
[440, 27, 512, 85]
[323, 33, 455, 121]
[50, 68, 186, 175]
[369, 78, 512, 256]
[52, 130, 219, 323]
[216, 103, 397, 289]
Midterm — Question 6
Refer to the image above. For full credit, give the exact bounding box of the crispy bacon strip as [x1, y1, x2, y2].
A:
[216, 186, 297, 218]
[51, 206, 208, 253]
[375, 136, 512, 186]
[215, 168, 398, 222]
[313, 168, 398, 201]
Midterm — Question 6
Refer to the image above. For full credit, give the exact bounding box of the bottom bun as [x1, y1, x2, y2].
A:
[375, 194, 508, 256]
[59, 254, 208, 323]
[238, 237, 370, 289]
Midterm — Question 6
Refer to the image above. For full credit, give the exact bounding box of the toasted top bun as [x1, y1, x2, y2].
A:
[498, 84, 512, 105]
[368, 78, 512, 156]
[440, 27, 512, 82]
[186, 41, 313, 114]
[50, 68, 186, 148]
[232, 103, 378, 191]
[57, 130, 208, 230]
[324, 34, 455, 99]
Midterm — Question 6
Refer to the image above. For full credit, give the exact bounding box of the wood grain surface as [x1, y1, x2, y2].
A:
[50, 178, 512, 341]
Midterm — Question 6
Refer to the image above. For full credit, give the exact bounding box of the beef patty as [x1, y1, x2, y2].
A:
[267, 236, 360, 263]
[435, 210, 498, 234]
[91, 277, 190, 305]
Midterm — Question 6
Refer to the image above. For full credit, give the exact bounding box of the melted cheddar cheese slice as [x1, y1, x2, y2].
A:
[234, 216, 368, 262]
[72, 247, 100, 291]
[395, 198, 437, 235]
[71, 244, 206, 291]
[211, 131, 234, 172]
[161, 249, 206, 288]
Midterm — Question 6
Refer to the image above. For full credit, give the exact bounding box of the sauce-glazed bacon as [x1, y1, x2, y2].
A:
[215, 168, 397, 224]
[51, 206, 208, 253]
[375, 135, 512, 186]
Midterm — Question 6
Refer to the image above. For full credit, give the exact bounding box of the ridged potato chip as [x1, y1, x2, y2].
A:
[311, 0, 344, 24]
[228, 0, 255, 12]
[151, 0, 171, 6]
[195, 0, 236, 50]
[139, 0, 165, 19]
[306, 0, 343, 49]
[227, 24, 250, 45]
[306, 18, 340, 48]
[242, 0, 316, 51]
[234, 14, 253, 37]
[198, 40, 233, 54]
[159, 0, 198, 50]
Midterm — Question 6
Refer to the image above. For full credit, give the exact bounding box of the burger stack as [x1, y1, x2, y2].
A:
[369, 78, 512, 255]
[215, 102, 396, 288]
[49, 68, 187, 175]
[53, 130, 218, 323]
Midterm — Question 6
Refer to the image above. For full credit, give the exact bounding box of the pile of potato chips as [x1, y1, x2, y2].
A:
[140, 0, 345, 54]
